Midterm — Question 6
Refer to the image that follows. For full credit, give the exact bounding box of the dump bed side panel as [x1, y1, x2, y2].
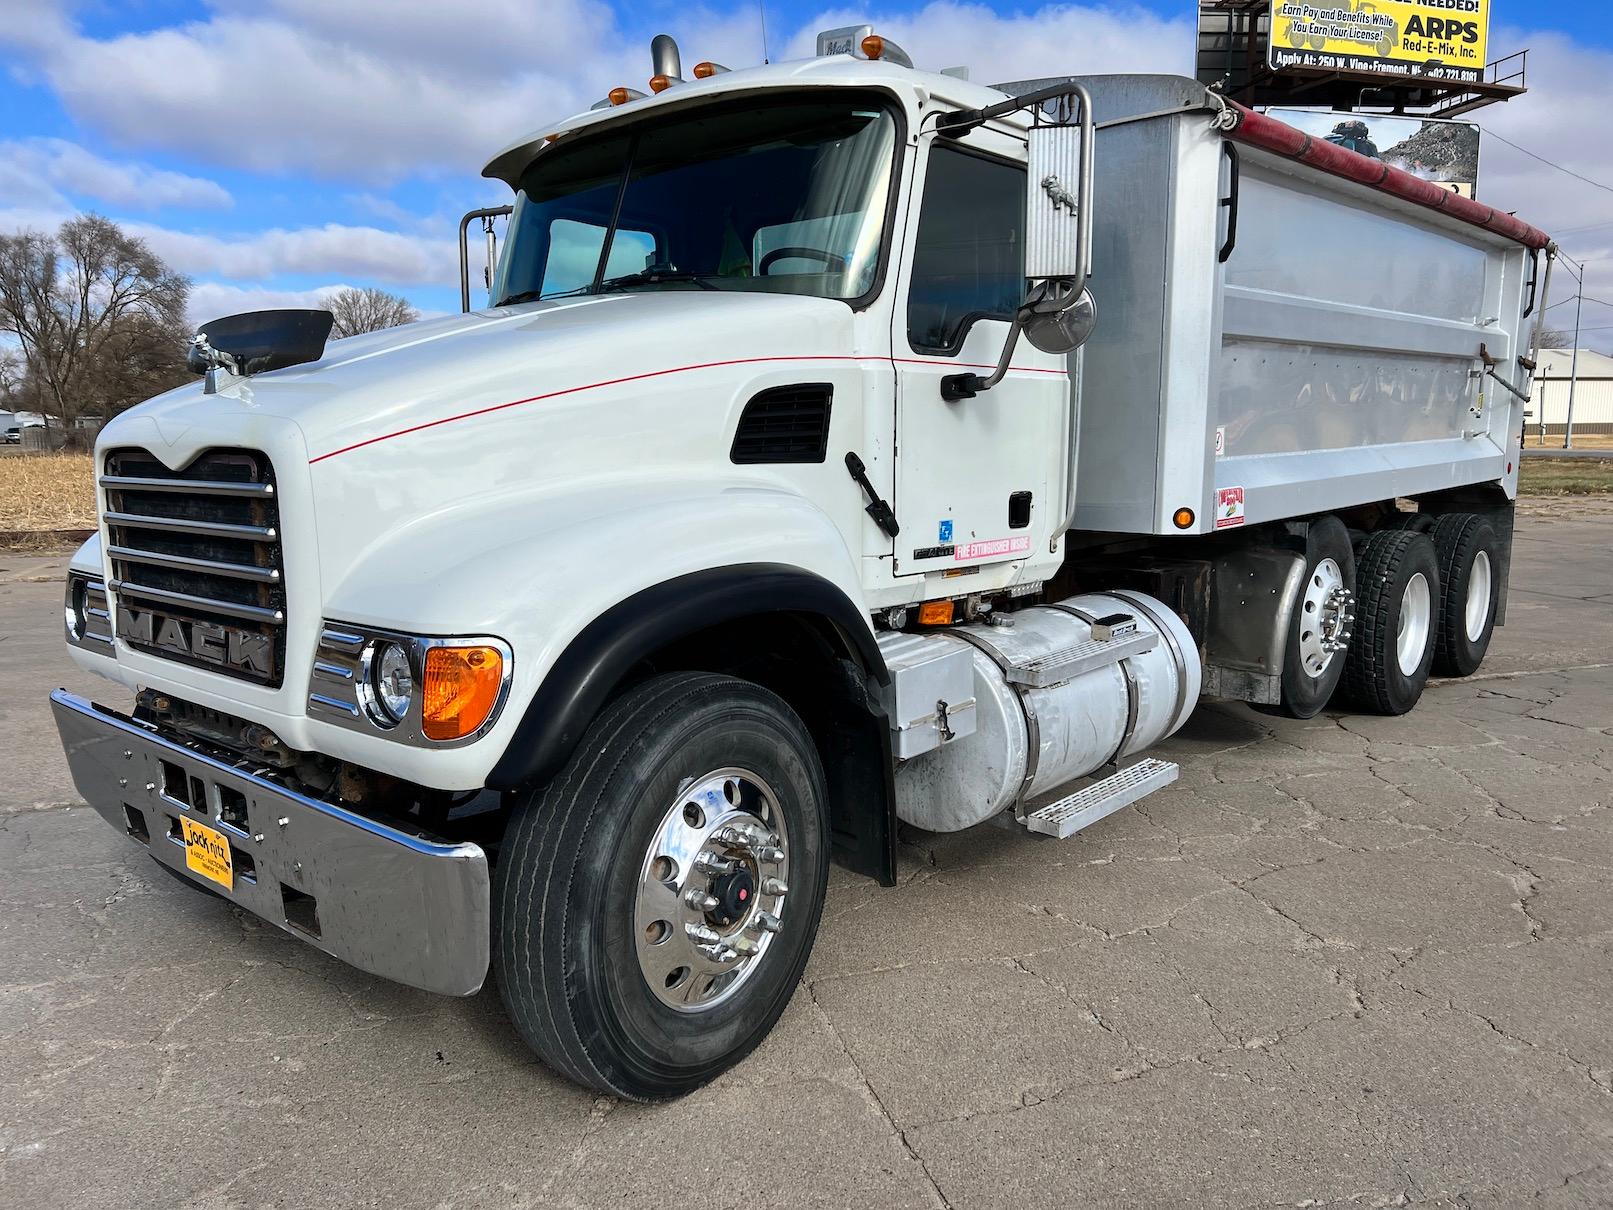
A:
[1072, 78, 1534, 538]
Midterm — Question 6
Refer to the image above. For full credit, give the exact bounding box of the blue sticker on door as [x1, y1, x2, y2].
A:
[938, 519, 953, 543]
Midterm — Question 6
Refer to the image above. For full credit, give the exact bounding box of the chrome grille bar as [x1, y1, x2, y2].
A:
[110, 579, 286, 624]
[100, 475, 275, 497]
[107, 545, 281, 583]
[104, 511, 277, 542]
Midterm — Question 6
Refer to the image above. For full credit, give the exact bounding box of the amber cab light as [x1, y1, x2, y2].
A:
[649, 73, 673, 93]
[692, 61, 723, 79]
[608, 86, 633, 106]
[918, 599, 955, 626]
[1172, 507, 1196, 530]
[861, 34, 886, 60]
[422, 645, 504, 741]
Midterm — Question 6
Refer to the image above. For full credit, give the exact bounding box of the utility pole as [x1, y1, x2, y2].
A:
[1564, 283, 1582, 449]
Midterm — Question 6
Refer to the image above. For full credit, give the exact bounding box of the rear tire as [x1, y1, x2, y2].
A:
[1262, 515, 1356, 719]
[1342, 530, 1441, 715]
[1431, 513, 1499, 677]
[493, 672, 829, 1101]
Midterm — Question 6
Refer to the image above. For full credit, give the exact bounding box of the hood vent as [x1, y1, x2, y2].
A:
[730, 385, 834, 465]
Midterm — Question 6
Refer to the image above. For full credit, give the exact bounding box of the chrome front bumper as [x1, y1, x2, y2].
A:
[50, 689, 490, 996]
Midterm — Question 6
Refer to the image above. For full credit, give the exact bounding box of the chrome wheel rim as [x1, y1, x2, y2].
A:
[1298, 558, 1355, 680]
[634, 767, 790, 1013]
[1465, 551, 1492, 642]
[1397, 571, 1432, 676]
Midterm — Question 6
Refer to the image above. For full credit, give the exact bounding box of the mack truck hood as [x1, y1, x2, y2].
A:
[102, 291, 856, 467]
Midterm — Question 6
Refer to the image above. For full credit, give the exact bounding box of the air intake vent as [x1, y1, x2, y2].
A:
[730, 385, 833, 465]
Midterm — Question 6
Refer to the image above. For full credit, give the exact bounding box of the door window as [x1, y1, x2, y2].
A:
[906, 146, 1027, 354]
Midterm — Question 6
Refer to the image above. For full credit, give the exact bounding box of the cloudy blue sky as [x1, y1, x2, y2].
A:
[4, 1, 1610, 345]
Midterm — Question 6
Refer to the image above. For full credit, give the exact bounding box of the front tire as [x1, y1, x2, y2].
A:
[494, 672, 829, 1100]
[1431, 513, 1499, 677]
[1342, 530, 1441, 715]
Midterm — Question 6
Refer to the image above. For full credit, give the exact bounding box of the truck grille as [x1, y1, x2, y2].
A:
[101, 449, 287, 687]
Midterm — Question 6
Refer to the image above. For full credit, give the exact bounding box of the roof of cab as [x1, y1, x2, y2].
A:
[481, 55, 1014, 186]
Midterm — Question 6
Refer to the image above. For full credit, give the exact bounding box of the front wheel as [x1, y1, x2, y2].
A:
[494, 672, 829, 1100]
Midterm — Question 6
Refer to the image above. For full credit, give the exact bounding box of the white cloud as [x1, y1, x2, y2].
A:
[0, 138, 230, 211]
[0, 1, 643, 181]
[125, 220, 454, 285]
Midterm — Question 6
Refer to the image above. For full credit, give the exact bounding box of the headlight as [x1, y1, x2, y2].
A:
[364, 641, 415, 726]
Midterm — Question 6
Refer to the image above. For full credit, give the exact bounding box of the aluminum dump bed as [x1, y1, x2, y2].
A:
[1069, 75, 1546, 537]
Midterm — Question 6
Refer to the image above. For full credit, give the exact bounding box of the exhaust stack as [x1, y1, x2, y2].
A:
[651, 34, 683, 83]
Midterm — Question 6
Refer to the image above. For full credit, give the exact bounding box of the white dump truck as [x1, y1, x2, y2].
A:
[53, 30, 1552, 1100]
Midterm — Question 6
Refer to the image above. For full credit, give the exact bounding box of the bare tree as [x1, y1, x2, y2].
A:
[0, 215, 191, 427]
[1533, 326, 1572, 350]
[322, 286, 419, 338]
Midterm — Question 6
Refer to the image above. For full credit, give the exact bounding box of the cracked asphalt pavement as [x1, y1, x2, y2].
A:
[3, 500, 1611, 1208]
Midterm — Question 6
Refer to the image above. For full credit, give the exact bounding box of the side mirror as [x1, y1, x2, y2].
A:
[1025, 123, 1090, 285]
[939, 81, 1096, 401]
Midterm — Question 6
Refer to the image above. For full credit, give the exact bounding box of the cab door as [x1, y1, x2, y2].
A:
[890, 125, 1068, 579]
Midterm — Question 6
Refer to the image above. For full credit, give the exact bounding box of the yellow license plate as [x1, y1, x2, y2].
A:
[180, 816, 234, 891]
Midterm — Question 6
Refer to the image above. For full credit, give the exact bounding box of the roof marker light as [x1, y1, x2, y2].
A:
[608, 86, 645, 106]
[649, 73, 673, 94]
[860, 34, 886, 60]
[693, 61, 729, 79]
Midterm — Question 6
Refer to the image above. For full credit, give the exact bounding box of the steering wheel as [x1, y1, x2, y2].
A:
[757, 246, 848, 276]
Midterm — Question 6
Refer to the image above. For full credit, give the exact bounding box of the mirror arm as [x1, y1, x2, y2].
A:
[941, 310, 1029, 402]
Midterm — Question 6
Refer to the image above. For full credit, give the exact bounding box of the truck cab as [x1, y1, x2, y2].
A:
[53, 30, 1546, 1101]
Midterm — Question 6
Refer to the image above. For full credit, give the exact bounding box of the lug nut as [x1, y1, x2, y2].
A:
[757, 846, 785, 865]
[685, 922, 721, 945]
[762, 877, 788, 896]
[748, 911, 782, 935]
[695, 851, 737, 876]
[699, 943, 740, 964]
[684, 888, 719, 912]
[731, 936, 760, 956]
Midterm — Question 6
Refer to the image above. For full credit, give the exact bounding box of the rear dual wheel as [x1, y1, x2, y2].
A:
[494, 672, 829, 1101]
[1267, 515, 1357, 719]
[1343, 530, 1441, 715]
[1431, 513, 1500, 677]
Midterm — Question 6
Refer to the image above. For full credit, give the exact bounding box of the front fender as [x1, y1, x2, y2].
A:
[315, 479, 878, 790]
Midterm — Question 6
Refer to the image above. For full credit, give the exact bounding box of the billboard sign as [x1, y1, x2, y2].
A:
[1266, 108, 1482, 198]
[1268, 1, 1490, 84]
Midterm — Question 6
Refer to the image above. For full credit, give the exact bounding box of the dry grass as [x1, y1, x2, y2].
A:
[1517, 456, 1613, 496]
[0, 452, 97, 531]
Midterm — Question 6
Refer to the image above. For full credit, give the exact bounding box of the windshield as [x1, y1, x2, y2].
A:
[494, 94, 899, 305]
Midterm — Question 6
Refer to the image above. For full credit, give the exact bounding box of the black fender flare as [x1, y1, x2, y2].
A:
[486, 563, 890, 794]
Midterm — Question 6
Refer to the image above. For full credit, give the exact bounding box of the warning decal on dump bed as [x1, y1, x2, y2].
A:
[1216, 486, 1246, 529]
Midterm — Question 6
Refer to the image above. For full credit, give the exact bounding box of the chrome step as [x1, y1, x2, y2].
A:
[1007, 629, 1157, 688]
[1021, 758, 1179, 839]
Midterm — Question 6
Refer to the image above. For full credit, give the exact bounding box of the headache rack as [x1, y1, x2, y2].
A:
[101, 448, 287, 686]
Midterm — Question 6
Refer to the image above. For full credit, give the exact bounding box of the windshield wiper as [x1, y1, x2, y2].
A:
[498, 290, 547, 306]
[596, 268, 720, 293]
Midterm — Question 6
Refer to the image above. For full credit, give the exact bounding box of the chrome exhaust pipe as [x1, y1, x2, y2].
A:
[651, 34, 683, 82]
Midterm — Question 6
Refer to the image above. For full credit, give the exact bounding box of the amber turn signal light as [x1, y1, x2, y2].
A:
[422, 646, 504, 741]
[1172, 507, 1196, 530]
[918, 599, 955, 626]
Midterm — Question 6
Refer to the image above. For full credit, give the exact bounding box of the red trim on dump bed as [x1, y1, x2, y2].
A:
[1224, 102, 1551, 251]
